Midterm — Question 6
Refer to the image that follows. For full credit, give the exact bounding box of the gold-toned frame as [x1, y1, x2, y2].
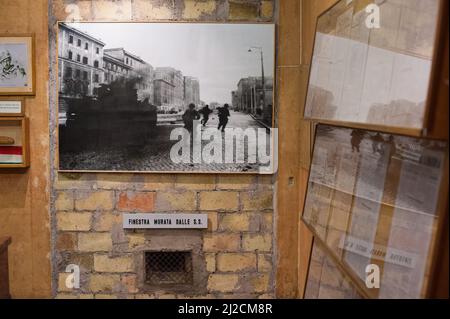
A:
[0, 34, 35, 96]
[301, 123, 449, 299]
[0, 117, 30, 168]
[302, 0, 446, 137]
[55, 21, 277, 175]
[0, 96, 25, 117]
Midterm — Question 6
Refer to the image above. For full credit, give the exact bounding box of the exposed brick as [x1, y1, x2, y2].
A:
[205, 253, 216, 272]
[131, 0, 175, 20]
[199, 191, 239, 211]
[260, 1, 273, 19]
[117, 191, 155, 212]
[208, 274, 239, 293]
[94, 254, 134, 273]
[260, 212, 273, 232]
[94, 212, 122, 232]
[158, 293, 177, 299]
[217, 253, 257, 272]
[183, 0, 217, 19]
[241, 191, 273, 211]
[203, 233, 240, 252]
[95, 174, 135, 190]
[242, 234, 272, 252]
[121, 274, 138, 293]
[127, 233, 146, 249]
[55, 191, 74, 211]
[217, 175, 257, 190]
[56, 233, 77, 251]
[78, 233, 112, 252]
[219, 214, 260, 232]
[57, 212, 92, 231]
[207, 211, 218, 231]
[57, 273, 72, 292]
[75, 191, 114, 211]
[229, 1, 259, 20]
[258, 254, 272, 272]
[175, 175, 215, 190]
[155, 191, 197, 211]
[89, 274, 120, 292]
[94, 294, 118, 299]
[240, 273, 271, 293]
[139, 175, 175, 191]
[91, 0, 133, 20]
[55, 293, 79, 299]
[135, 294, 156, 299]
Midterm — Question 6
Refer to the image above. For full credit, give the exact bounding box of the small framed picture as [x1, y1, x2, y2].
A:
[0, 97, 25, 116]
[0, 34, 35, 95]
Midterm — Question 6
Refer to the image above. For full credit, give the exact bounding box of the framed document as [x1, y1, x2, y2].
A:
[302, 124, 448, 298]
[304, 0, 443, 135]
[0, 35, 35, 95]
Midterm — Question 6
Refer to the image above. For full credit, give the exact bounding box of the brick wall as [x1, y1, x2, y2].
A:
[49, 0, 276, 299]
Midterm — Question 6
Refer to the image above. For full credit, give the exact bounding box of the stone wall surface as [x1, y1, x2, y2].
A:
[49, 0, 277, 299]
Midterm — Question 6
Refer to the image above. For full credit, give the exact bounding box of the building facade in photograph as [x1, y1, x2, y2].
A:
[155, 67, 184, 110]
[234, 76, 274, 122]
[184, 76, 201, 107]
[58, 23, 105, 99]
[103, 53, 132, 84]
[153, 78, 175, 111]
[104, 48, 155, 102]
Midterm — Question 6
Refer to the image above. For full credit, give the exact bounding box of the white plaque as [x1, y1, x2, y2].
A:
[0, 101, 22, 114]
[123, 213, 208, 229]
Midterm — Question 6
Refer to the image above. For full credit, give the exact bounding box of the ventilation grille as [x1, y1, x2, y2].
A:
[145, 251, 193, 285]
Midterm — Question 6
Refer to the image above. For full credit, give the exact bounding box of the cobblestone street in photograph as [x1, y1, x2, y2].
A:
[60, 110, 271, 172]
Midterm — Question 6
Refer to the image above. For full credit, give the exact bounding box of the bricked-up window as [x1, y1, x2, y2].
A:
[145, 252, 193, 286]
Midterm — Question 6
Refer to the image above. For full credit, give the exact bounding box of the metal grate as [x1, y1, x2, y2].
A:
[145, 251, 193, 285]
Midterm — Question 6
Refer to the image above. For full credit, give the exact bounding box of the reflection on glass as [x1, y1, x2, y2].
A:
[305, 241, 362, 299]
[304, 0, 440, 129]
[303, 125, 448, 298]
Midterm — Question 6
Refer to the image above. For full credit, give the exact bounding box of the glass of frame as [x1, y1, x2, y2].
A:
[302, 124, 448, 299]
[0, 35, 35, 95]
[304, 240, 362, 299]
[304, 0, 442, 133]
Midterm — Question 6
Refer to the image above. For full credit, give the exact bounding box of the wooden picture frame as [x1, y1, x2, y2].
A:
[303, 0, 444, 136]
[0, 97, 25, 116]
[301, 124, 449, 299]
[0, 34, 35, 96]
[0, 117, 30, 168]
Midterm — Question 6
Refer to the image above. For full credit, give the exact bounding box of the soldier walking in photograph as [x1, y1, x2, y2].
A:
[217, 104, 231, 132]
[199, 104, 213, 127]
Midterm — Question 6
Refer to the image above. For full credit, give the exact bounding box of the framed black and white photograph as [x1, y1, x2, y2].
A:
[57, 22, 276, 174]
[0, 34, 35, 95]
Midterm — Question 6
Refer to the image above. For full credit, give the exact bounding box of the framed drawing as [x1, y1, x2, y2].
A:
[303, 0, 443, 135]
[302, 124, 448, 298]
[56, 22, 276, 173]
[0, 117, 29, 168]
[0, 97, 25, 116]
[0, 35, 35, 95]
